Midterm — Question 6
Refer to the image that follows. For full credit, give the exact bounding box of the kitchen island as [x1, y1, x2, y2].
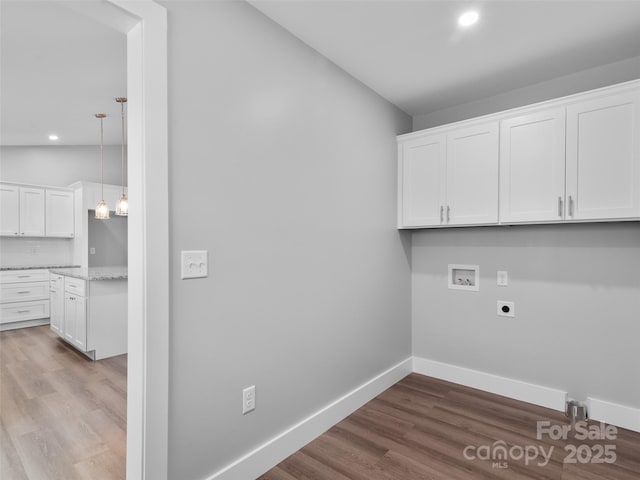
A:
[49, 266, 127, 360]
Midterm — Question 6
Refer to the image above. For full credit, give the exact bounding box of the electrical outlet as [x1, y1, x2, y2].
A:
[181, 250, 208, 279]
[90, 247, 96, 255]
[497, 300, 515, 317]
[242, 385, 255, 414]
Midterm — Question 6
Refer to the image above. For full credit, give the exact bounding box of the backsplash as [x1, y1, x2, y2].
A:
[0, 237, 74, 267]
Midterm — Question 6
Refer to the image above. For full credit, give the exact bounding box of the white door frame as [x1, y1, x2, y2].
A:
[107, 2, 169, 479]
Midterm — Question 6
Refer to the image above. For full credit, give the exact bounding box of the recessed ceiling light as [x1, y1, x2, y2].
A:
[458, 10, 479, 27]
[48, 134, 59, 141]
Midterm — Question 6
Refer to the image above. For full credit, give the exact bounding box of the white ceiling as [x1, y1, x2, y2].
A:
[249, 0, 640, 115]
[0, 1, 126, 146]
[2, 1, 640, 146]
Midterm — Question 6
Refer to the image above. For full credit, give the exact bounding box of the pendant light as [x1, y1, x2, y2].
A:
[115, 97, 128, 216]
[95, 113, 110, 219]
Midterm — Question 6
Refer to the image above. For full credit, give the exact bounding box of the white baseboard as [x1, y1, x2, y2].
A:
[412, 356, 567, 412]
[207, 357, 413, 480]
[587, 397, 640, 433]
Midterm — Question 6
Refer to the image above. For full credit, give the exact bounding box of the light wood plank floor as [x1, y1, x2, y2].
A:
[0, 325, 126, 480]
[260, 373, 640, 480]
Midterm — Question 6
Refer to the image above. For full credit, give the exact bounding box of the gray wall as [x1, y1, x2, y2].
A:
[411, 57, 640, 410]
[164, 2, 412, 479]
[87, 212, 127, 267]
[412, 223, 640, 407]
[0, 145, 123, 187]
[413, 55, 640, 130]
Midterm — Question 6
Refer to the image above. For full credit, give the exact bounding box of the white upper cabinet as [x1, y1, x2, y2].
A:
[499, 108, 566, 223]
[45, 190, 74, 237]
[0, 183, 74, 238]
[0, 184, 20, 236]
[19, 187, 45, 236]
[446, 122, 499, 225]
[399, 133, 446, 227]
[399, 80, 640, 229]
[566, 91, 640, 221]
[398, 122, 499, 228]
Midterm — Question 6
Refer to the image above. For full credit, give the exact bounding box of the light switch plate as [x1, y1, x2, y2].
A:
[497, 270, 508, 286]
[181, 250, 208, 279]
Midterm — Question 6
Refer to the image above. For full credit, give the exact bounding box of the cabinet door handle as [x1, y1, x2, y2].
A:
[558, 197, 563, 217]
[17, 310, 30, 314]
[446, 205, 451, 223]
[17, 291, 30, 294]
[569, 195, 574, 217]
[440, 206, 444, 223]
[17, 275, 30, 278]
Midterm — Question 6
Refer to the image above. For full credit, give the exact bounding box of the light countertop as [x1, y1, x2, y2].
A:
[49, 266, 128, 281]
[1, 264, 80, 271]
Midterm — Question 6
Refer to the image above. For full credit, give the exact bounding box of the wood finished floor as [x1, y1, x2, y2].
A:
[260, 373, 640, 480]
[0, 325, 126, 480]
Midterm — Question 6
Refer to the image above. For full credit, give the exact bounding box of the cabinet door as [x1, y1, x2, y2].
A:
[64, 294, 76, 343]
[566, 91, 640, 220]
[64, 293, 87, 351]
[73, 296, 87, 351]
[500, 108, 566, 223]
[50, 284, 64, 337]
[46, 190, 74, 237]
[446, 122, 499, 225]
[399, 134, 447, 227]
[0, 184, 20, 236]
[19, 187, 45, 236]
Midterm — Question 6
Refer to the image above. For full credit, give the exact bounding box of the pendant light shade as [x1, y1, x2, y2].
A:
[115, 97, 128, 216]
[95, 113, 110, 219]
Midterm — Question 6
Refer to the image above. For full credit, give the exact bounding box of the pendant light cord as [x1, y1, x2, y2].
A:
[100, 116, 105, 202]
[120, 101, 126, 196]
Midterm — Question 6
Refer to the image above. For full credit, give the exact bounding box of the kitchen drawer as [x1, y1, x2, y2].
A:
[0, 269, 50, 284]
[0, 300, 50, 324]
[0, 281, 49, 303]
[64, 277, 86, 297]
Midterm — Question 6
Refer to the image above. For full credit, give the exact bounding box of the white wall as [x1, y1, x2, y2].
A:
[0, 145, 123, 187]
[413, 55, 640, 130]
[163, 1, 412, 479]
[0, 236, 74, 267]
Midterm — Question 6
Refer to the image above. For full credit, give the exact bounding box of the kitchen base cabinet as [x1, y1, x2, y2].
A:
[0, 269, 50, 331]
[58, 273, 127, 360]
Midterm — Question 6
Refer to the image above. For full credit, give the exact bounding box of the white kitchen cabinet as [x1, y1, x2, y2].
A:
[55, 270, 127, 360]
[49, 274, 64, 337]
[0, 183, 73, 237]
[0, 269, 50, 329]
[566, 90, 640, 221]
[0, 184, 20, 235]
[45, 190, 75, 237]
[0, 184, 45, 236]
[446, 122, 499, 225]
[64, 277, 87, 352]
[19, 187, 45, 236]
[400, 80, 640, 229]
[398, 133, 446, 227]
[499, 108, 566, 223]
[398, 121, 499, 228]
